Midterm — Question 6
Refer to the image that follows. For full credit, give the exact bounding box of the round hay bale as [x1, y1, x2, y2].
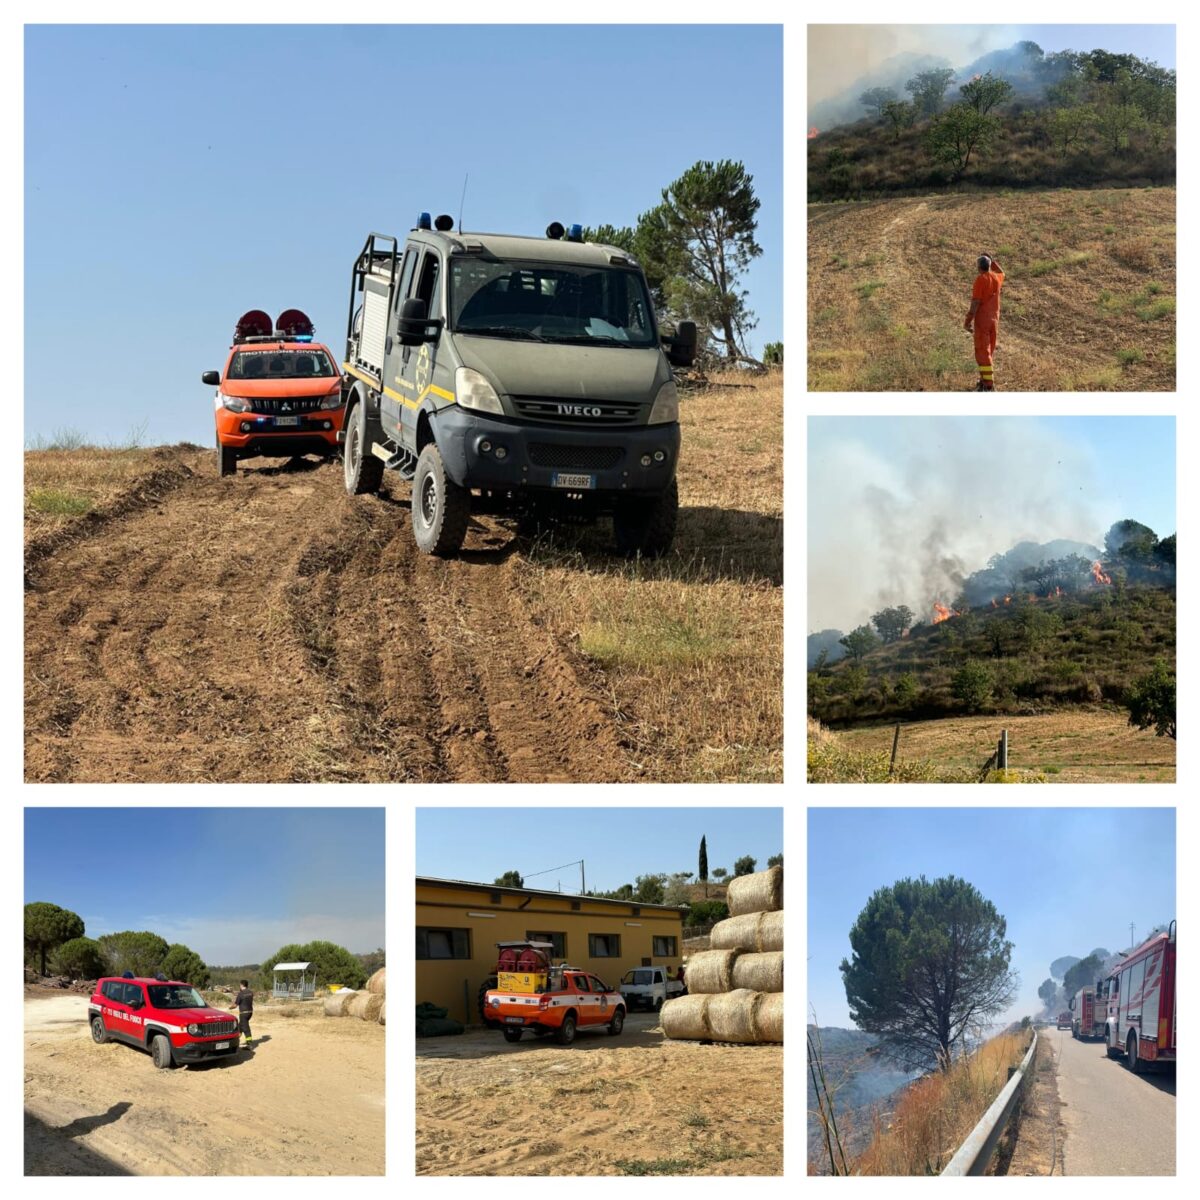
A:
[660, 993, 712, 1040]
[706, 988, 764, 1043]
[683, 949, 739, 994]
[726, 865, 783, 917]
[378, 1000, 386, 1026]
[324, 990, 358, 1016]
[757, 991, 783, 1043]
[711, 909, 784, 953]
[347, 992, 384, 1021]
[731, 951, 784, 993]
[366, 968, 386, 995]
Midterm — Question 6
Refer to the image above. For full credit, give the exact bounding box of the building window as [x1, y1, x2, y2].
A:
[653, 936, 677, 957]
[589, 933, 621, 958]
[526, 931, 566, 958]
[417, 926, 471, 960]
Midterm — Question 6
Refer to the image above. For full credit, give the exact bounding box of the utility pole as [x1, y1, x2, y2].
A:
[1129, 921, 1136, 949]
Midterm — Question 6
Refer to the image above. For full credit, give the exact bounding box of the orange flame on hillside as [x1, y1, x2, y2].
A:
[1047, 586, 1063, 598]
[808, 126, 820, 139]
[933, 601, 964, 624]
[1091, 560, 1112, 585]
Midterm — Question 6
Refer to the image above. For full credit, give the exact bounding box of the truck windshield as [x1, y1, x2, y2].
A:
[623, 970, 654, 985]
[228, 350, 336, 379]
[450, 259, 657, 347]
[147, 985, 209, 1009]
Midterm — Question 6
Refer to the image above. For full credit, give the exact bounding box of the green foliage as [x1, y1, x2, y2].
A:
[733, 855, 758, 877]
[1094, 100, 1147, 151]
[1018, 606, 1063, 652]
[762, 341, 783, 367]
[160, 943, 210, 987]
[1047, 104, 1096, 155]
[951, 660, 993, 711]
[767, 853, 783, 868]
[261, 941, 367, 990]
[711, 867, 728, 881]
[52, 936, 108, 981]
[25, 903, 86, 976]
[881, 99, 917, 143]
[871, 605, 914, 644]
[633, 873, 667, 905]
[1124, 658, 1176, 739]
[494, 870, 524, 888]
[1155, 533, 1176, 566]
[685, 899, 729, 927]
[698, 834, 708, 883]
[959, 72, 1015, 116]
[662, 872, 695, 908]
[97, 931, 170, 978]
[839, 624, 879, 663]
[926, 104, 1001, 175]
[840, 874, 1016, 1068]
[1105, 518, 1158, 562]
[905, 68, 956, 117]
[893, 673, 919, 706]
[860, 86, 898, 118]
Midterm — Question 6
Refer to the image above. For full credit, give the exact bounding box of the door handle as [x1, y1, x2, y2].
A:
[385, 336, 393, 355]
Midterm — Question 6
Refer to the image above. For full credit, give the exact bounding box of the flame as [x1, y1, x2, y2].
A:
[808, 126, 820, 139]
[971, 73, 982, 81]
[1028, 593, 1037, 603]
[900, 627, 910, 638]
[1004, 595, 1012, 605]
[932, 601, 953, 624]
[1091, 560, 1112, 585]
[991, 599, 998, 608]
[1049, 585, 1063, 598]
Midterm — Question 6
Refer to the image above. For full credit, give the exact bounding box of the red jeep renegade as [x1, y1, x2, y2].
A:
[89, 975, 241, 1068]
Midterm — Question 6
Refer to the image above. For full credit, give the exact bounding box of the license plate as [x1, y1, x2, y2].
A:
[215, 1042, 230, 1049]
[552, 473, 594, 489]
[504, 1017, 524, 1024]
[274, 416, 301, 427]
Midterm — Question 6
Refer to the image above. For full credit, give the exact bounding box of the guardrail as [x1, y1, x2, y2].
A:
[941, 1029, 1038, 1176]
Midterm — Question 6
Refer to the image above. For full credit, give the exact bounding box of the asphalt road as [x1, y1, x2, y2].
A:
[1050, 1026, 1175, 1175]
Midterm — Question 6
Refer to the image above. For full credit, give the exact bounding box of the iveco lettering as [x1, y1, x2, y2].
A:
[340, 213, 697, 557]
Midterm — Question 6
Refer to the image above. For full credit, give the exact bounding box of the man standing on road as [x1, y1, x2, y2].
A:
[232, 979, 254, 1048]
[964, 253, 1005, 390]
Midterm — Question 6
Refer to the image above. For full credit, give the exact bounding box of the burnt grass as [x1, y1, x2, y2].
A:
[809, 585, 1175, 728]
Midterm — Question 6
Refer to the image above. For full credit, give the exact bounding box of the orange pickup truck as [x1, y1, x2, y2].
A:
[482, 941, 625, 1045]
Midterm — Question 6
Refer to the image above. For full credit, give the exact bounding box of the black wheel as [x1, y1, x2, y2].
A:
[608, 1008, 625, 1036]
[1127, 1031, 1145, 1073]
[555, 1014, 577, 1045]
[343, 398, 384, 496]
[502, 1027, 523, 1043]
[477, 977, 499, 1028]
[218, 441, 237, 477]
[90, 1016, 109, 1044]
[1106, 1036, 1122, 1059]
[150, 1033, 175, 1069]
[412, 443, 469, 557]
[613, 478, 678, 559]
[654, 995, 663, 1012]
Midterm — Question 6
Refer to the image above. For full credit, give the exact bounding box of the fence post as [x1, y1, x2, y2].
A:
[998, 728, 1008, 771]
[889, 723, 901, 775]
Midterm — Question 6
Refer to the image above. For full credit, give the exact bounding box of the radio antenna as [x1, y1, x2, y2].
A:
[458, 173, 469, 234]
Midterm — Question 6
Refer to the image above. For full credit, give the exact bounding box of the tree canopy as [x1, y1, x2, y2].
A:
[494, 870, 524, 888]
[97, 931, 170, 978]
[161, 943, 210, 987]
[733, 855, 758, 877]
[53, 936, 107, 981]
[840, 874, 1017, 1069]
[260, 940, 367, 990]
[905, 68, 956, 117]
[839, 624, 879, 663]
[698, 834, 708, 883]
[871, 605, 914, 644]
[1124, 658, 1176, 740]
[24, 902, 85, 976]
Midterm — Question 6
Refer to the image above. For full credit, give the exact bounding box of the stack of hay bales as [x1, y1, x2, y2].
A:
[324, 968, 386, 1025]
[662, 865, 783, 1045]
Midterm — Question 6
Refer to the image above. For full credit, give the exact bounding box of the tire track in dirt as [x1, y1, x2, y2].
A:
[26, 456, 630, 782]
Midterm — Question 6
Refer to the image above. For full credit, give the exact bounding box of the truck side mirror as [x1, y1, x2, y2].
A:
[665, 320, 698, 367]
[397, 297, 442, 346]
[201, 370, 220, 385]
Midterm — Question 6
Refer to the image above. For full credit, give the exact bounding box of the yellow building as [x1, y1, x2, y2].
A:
[416, 876, 686, 1023]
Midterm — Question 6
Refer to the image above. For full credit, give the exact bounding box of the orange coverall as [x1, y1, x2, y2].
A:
[968, 262, 1005, 390]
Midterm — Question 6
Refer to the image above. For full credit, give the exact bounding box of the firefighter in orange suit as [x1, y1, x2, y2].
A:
[964, 254, 1005, 390]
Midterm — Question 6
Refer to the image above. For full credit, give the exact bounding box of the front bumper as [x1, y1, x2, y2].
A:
[216, 408, 344, 456]
[171, 1036, 241, 1063]
[433, 408, 680, 497]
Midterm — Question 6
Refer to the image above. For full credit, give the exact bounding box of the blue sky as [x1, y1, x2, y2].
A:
[24, 24, 782, 446]
[416, 807, 783, 895]
[24, 808, 385, 963]
[807, 808, 1176, 1031]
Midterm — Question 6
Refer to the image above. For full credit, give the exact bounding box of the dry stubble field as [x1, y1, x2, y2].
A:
[417, 1014, 781, 1175]
[809, 187, 1175, 391]
[24, 372, 781, 783]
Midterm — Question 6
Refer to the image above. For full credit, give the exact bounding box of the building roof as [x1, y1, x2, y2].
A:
[416, 875, 686, 914]
[272, 962, 312, 972]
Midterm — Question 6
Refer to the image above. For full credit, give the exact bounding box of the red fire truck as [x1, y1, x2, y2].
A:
[1103, 922, 1176, 1072]
[1069, 985, 1104, 1040]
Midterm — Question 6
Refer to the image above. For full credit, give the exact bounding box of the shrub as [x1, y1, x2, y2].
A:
[685, 900, 729, 927]
[951, 660, 993, 711]
[52, 936, 108, 981]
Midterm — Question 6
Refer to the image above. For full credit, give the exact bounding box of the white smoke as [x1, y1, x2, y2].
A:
[808, 418, 1105, 631]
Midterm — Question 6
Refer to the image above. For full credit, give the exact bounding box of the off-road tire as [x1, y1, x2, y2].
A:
[218, 441, 237, 478]
[654, 995, 663, 1012]
[343, 400, 384, 496]
[412, 443, 469, 557]
[1106, 1039, 1122, 1059]
[555, 1013, 577, 1046]
[90, 1016, 109, 1044]
[150, 1033, 175, 1069]
[613, 478, 678, 559]
[608, 1007, 625, 1036]
[477, 977, 500, 1028]
[1127, 1031, 1145, 1073]
[502, 1027, 523, 1043]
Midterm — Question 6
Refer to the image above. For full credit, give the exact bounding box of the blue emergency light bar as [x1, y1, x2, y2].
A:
[417, 212, 433, 230]
[567, 224, 583, 242]
[290, 335, 314, 342]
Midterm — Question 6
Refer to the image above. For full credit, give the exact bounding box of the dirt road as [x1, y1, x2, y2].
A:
[416, 1013, 782, 1175]
[24, 992, 384, 1175]
[1048, 1027, 1175, 1175]
[25, 455, 629, 782]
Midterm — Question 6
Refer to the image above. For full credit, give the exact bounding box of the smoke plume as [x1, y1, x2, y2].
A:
[808, 418, 1105, 632]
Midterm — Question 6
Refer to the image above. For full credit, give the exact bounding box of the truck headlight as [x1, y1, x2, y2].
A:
[455, 367, 504, 415]
[319, 392, 344, 410]
[221, 395, 252, 413]
[648, 381, 679, 425]
[187, 1023, 200, 1035]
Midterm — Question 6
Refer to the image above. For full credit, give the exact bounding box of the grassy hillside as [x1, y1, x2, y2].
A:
[809, 187, 1175, 391]
[810, 585, 1174, 727]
